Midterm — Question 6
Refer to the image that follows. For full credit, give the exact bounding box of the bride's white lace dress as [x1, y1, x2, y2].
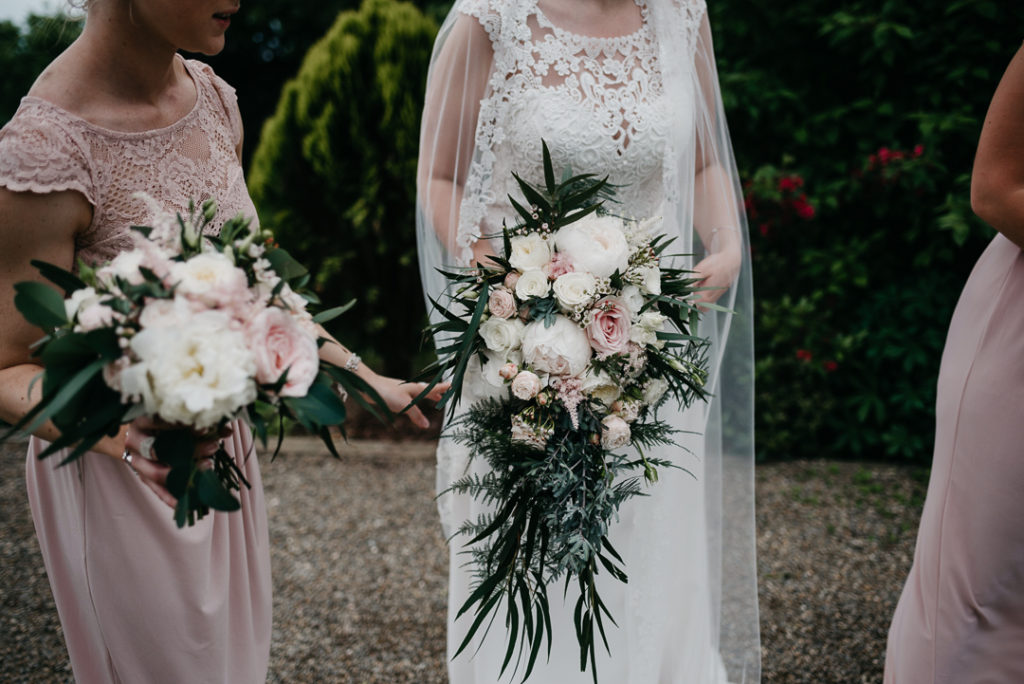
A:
[429, 1, 741, 682]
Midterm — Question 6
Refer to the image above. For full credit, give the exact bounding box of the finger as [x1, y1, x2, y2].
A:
[404, 404, 430, 429]
[132, 457, 170, 486]
[142, 479, 178, 509]
[426, 382, 451, 402]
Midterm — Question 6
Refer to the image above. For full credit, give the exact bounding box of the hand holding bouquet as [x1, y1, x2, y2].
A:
[421, 143, 717, 680]
[7, 195, 384, 527]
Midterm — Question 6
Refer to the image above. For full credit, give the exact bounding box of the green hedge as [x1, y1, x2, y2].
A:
[248, 0, 437, 376]
[712, 0, 1024, 460]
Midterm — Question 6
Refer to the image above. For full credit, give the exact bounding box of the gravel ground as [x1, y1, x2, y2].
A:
[0, 439, 928, 683]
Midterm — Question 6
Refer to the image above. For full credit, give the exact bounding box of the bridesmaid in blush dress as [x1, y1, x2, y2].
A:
[885, 44, 1024, 683]
[0, 1, 441, 682]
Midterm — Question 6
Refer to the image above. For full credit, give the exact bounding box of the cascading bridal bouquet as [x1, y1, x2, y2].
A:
[6, 194, 384, 527]
[421, 143, 715, 681]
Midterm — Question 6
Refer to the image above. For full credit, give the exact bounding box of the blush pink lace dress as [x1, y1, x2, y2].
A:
[0, 57, 271, 683]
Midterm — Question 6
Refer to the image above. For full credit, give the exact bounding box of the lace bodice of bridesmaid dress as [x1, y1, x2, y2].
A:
[457, 0, 682, 264]
[0, 57, 257, 266]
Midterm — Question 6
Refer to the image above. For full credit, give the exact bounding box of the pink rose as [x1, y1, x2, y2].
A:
[504, 272, 521, 289]
[246, 307, 320, 397]
[511, 370, 541, 400]
[488, 288, 517, 319]
[587, 297, 631, 356]
[547, 252, 574, 280]
[499, 363, 519, 380]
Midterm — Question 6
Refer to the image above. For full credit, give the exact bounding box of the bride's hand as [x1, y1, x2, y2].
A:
[365, 375, 450, 429]
[692, 246, 742, 308]
[471, 239, 499, 268]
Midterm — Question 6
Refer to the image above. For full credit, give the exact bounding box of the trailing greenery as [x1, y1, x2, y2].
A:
[248, 0, 437, 376]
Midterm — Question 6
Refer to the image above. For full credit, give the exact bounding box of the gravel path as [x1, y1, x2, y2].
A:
[0, 439, 927, 683]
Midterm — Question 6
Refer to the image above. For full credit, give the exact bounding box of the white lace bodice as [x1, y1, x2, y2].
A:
[0, 57, 256, 266]
[456, 0, 700, 264]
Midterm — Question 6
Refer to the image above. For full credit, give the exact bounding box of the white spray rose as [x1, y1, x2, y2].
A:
[511, 370, 542, 400]
[581, 368, 621, 405]
[521, 316, 591, 377]
[478, 317, 525, 354]
[509, 233, 551, 272]
[554, 215, 630, 278]
[514, 269, 551, 300]
[552, 272, 597, 310]
[601, 414, 632, 449]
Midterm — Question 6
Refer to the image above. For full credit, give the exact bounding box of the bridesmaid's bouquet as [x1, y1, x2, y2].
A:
[7, 195, 383, 527]
[421, 143, 713, 680]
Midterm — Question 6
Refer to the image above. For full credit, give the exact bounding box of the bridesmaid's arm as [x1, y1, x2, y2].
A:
[971, 45, 1024, 248]
[0, 189, 180, 505]
[316, 327, 447, 429]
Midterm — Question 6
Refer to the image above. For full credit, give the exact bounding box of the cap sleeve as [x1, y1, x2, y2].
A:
[0, 101, 96, 204]
[187, 59, 243, 149]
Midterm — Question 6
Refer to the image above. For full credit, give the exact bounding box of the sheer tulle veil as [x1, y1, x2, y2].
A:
[415, 1, 759, 680]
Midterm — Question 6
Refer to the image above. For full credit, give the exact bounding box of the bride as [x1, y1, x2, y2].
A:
[415, 0, 759, 681]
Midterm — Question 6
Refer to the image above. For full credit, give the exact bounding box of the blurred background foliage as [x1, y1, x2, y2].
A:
[3, 0, 1022, 461]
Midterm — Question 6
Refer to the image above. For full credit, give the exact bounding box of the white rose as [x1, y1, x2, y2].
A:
[554, 215, 630, 278]
[521, 316, 591, 377]
[98, 250, 148, 287]
[509, 233, 551, 272]
[581, 368, 621, 405]
[601, 414, 631, 449]
[620, 284, 645, 316]
[643, 377, 670, 406]
[552, 272, 596, 310]
[125, 309, 257, 429]
[515, 269, 551, 300]
[511, 370, 542, 400]
[170, 252, 250, 308]
[630, 325, 658, 347]
[640, 266, 662, 295]
[478, 317, 525, 354]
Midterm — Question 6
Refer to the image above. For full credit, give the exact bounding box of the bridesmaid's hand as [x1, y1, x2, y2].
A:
[471, 239, 499, 268]
[365, 375, 450, 429]
[121, 418, 230, 508]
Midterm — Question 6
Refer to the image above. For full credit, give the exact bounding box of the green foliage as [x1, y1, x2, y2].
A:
[248, 0, 437, 376]
[710, 0, 1023, 461]
[0, 14, 81, 124]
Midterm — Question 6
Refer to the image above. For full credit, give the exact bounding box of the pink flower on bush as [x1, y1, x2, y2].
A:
[913, 144, 924, 158]
[823, 360, 839, 373]
[587, 297, 632, 356]
[792, 195, 816, 220]
[877, 147, 893, 165]
[247, 307, 320, 397]
[488, 288, 517, 319]
[796, 349, 813, 362]
[547, 252, 574, 280]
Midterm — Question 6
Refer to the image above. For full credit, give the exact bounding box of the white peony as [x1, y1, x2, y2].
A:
[514, 269, 551, 300]
[480, 351, 507, 388]
[554, 215, 630, 278]
[478, 317, 525, 354]
[509, 233, 551, 272]
[521, 316, 591, 377]
[122, 307, 257, 429]
[552, 272, 597, 310]
[65, 287, 103, 321]
[170, 252, 250, 308]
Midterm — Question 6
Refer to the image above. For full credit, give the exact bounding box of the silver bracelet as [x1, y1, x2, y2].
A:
[343, 353, 361, 372]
